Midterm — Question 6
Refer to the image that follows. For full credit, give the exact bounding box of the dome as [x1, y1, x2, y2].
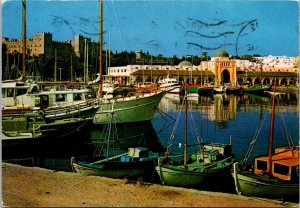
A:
[178, 61, 192, 67]
[213, 50, 229, 57]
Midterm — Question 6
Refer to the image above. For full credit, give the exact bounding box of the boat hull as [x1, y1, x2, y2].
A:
[198, 87, 214, 96]
[71, 158, 155, 178]
[93, 91, 166, 124]
[155, 160, 232, 187]
[232, 163, 299, 200]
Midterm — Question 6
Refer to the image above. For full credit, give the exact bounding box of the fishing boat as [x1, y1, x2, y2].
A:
[155, 85, 233, 188]
[231, 82, 299, 200]
[71, 103, 160, 178]
[185, 84, 201, 94]
[197, 85, 214, 96]
[225, 85, 243, 95]
[2, 112, 92, 141]
[71, 147, 159, 178]
[242, 84, 271, 94]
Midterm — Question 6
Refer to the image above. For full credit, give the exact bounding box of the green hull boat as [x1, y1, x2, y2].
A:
[232, 162, 299, 200]
[242, 84, 271, 94]
[93, 90, 166, 124]
[156, 149, 232, 187]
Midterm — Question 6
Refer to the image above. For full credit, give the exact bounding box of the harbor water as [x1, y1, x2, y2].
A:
[2, 92, 299, 195]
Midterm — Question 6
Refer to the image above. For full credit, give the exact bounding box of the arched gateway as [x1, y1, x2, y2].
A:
[213, 50, 237, 85]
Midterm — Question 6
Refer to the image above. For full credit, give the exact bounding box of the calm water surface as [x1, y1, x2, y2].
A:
[3, 92, 299, 175]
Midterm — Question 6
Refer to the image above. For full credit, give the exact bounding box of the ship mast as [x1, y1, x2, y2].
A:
[22, 0, 26, 81]
[98, 0, 103, 98]
[267, 81, 276, 172]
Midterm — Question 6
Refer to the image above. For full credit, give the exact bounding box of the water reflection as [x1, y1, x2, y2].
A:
[156, 92, 299, 163]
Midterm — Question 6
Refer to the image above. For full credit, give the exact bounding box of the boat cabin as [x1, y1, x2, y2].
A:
[121, 147, 150, 162]
[37, 88, 89, 108]
[2, 82, 40, 108]
[254, 146, 299, 182]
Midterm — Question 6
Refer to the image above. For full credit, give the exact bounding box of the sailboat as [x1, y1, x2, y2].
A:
[231, 81, 299, 200]
[71, 103, 160, 178]
[92, 0, 166, 124]
[155, 84, 233, 187]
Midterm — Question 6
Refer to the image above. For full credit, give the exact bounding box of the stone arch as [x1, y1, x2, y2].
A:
[221, 69, 230, 84]
[280, 78, 288, 86]
[263, 78, 270, 85]
[254, 78, 260, 85]
[237, 78, 244, 85]
[246, 78, 252, 84]
[289, 78, 296, 86]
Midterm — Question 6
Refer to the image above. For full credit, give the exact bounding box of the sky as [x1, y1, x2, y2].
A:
[2, 0, 299, 57]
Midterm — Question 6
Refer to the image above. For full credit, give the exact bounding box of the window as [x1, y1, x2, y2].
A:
[7, 89, 14, 97]
[73, 93, 82, 101]
[2, 89, 6, 98]
[274, 164, 289, 176]
[256, 160, 267, 171]
[17, 88, 27, 96]
[56, 94, 66, 102]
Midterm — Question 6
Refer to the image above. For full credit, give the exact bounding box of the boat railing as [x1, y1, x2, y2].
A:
[42, 99, 99, 115]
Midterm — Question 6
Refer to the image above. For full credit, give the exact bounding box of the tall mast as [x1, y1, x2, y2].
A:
[98, 0, 103, 98]
[21, 0, 26, 81]
[267, 81, 276, 172]
[183, 69, 188, 170]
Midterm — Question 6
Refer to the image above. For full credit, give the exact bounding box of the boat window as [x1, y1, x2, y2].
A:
[56, 94, 66, 102]
[7, 88, 14, 97]
[73, 93, 82, 101]
[274, 163, 289, 176]
[16, 88, 27, 96]
[2, 89, 6, 98]
[256, 160, 267, 171]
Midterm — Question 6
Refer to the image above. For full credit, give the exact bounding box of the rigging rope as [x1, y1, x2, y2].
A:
[240, 110, 269, 168]
[165, 95, 186, 156]
[279, 111, 294, 149]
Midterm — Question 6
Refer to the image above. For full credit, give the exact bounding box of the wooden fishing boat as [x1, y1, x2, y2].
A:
[71, 102, 160, 178]
[231, 82, 299, 200]
[71, 147, 159, 178]
[155, 85, 233, 188]
[156, 143, 233, 187]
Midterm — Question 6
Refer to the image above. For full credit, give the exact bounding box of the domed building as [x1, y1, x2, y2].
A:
[213, 50, 229, 58]
[178, 60, 193, 67]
